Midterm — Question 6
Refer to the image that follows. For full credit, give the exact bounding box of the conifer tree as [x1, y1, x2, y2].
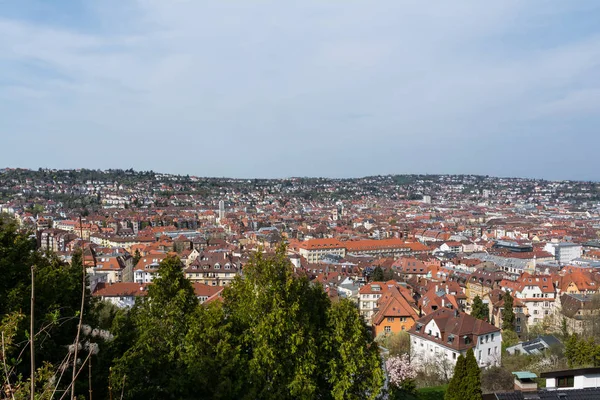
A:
[464, 348, 482, 400]
[371, 266, 385, 282]
[501, 291, 515, 331]
[565, 333, 579, 368]
[445, 354, 466, 400]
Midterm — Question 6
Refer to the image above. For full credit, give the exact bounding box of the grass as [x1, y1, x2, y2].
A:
[417, 385, 447, 400]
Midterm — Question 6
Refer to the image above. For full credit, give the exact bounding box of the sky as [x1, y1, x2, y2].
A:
[1, 1, 600, 180]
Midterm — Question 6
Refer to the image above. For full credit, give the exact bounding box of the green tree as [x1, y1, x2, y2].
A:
[111, 255, 198, 399]
[501, 292, 515, 331]
[501, 330, 520, 352]
[565, 333, 579, 368]
[0, 216, 97, 393]
[327, 299, 384, 400]
[132, 249, 141, 266]
[221, 244, 383, 400]
[471, 296, 488, 321]
[463, 348, 482, 400]
[183, 301, 240, 399]
[372, 266, 385, 282]
[445, 354, 466, 400]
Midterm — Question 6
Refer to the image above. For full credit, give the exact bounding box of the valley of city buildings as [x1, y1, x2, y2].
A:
[2, 167, 600, 399]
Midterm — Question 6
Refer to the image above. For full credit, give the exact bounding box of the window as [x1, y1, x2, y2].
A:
[516, 326, 521, 333]
[516, 317, 521, 323]
[400, 317, 407, 322]
[557, 376, 574, 388]
[478, 350, 482, 360]
[387, 317, 394, 323]
[384, 326, 391, 334]
[452, 352, 456, 359]
[488, 348, 491, 355]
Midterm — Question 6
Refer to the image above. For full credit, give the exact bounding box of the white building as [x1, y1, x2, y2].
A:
[297, 238, 346, 263]
[543, 242, 583, 264]
[514, 274, 556, 326]
[541, 367, 600, 390]
[408, 308, 502, 369]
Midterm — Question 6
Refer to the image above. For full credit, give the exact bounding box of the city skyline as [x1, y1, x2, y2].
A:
[1, 1, 600, 180]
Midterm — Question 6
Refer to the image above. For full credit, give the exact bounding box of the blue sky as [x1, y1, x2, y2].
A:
[1, 1, 599, 180]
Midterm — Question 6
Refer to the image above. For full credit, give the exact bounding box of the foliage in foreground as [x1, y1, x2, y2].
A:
[110, 246, 384, 400]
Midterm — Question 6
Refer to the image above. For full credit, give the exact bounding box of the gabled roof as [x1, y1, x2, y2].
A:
[408, 308, 500, 351]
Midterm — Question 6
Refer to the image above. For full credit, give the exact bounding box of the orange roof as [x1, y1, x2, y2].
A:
[298, 238, 344, 250]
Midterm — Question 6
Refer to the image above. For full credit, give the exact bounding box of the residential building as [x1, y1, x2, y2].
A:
[408, 308, 502, 369]
[372, 285, 419, 337]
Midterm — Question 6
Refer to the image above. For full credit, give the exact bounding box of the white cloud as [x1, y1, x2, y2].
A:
[0, 1, 599, 178]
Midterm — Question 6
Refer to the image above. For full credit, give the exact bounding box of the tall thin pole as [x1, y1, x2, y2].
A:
[72, 215, 86, 400]
[88, 356, 92, 400]
[30, 264, 35, 400]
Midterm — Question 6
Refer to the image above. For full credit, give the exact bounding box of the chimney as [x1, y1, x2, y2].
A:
[442, 298, 445, 308]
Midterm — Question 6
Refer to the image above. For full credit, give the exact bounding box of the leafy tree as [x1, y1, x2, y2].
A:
[327, 299, 384, 400]
[463, 348, 482, 400]
[445, 354, 466, 400]
[501, 292, 515, 331]
[386, 354, 417, 398]
[221, 245, 383, 400]
[471, 296, 488, 321]
[502, 330, 520, 352]
[379, 332, 411, 357]
[372, 266, 385, 282]
[481, 366, 513, 394]
[0, 216, 96, 394]
[111, 255, 198, 399]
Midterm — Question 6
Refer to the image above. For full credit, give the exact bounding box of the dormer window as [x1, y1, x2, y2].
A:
[464, 336, 470, 345]
[448, 334, 454, 344]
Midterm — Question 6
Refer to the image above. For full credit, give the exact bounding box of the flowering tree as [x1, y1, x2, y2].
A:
[386, 354, 417, 396]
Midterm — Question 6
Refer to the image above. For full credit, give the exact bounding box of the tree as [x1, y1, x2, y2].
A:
[379, 332, 411, 357]
[502, 330, 520, 352]
[0, 216, 97, 395]
[463, 348, 482, 400]
[111, 255, 199, 399]
[445, 354, 466, 400]
[471, 296, 488, 321]
[565, 333, 579, 368]
[386, 354, 417, 398]
[327, 299, 384, 400]
[481, 366, 513, 394]
[132, 249, 141, 266]
[501, 291, 515, 331]
[372, 266, 385, 282]
[221, 244, 384, 400]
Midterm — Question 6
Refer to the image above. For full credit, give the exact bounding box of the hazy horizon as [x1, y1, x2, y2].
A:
[1, 1, 600, 180]
[4, 165, 600, 183]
